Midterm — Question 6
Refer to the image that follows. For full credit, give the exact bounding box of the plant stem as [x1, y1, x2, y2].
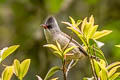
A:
[62, 59, 67, 80]
[87, 46, 98, 80]
[88, 55, 97, 80]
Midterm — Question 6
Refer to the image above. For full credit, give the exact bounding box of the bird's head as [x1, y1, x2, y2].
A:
[40, 16, 61, 33]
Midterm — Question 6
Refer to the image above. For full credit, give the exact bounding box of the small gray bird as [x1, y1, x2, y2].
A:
[41, 16, 87, 60]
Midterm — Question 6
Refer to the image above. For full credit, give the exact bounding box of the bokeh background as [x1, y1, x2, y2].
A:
[0, 0, 120, 80]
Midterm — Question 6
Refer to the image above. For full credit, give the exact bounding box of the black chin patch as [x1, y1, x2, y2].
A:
[47, 25, 52, 29]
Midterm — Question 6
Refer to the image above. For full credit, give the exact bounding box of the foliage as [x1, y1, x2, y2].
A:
[1, 66, 14, 80]
[44, 40, 77, 60]
[0, 15, 120, 80]
[0, 45, 31, 80]
[44, 66, 60, 80]
[13, 59, 31, 80]
[43, 40, 78, 80]
[0, 45, 19, 63]
[41, 16, 120, 80]
[93, 59, 120, 80]
[62, 16, 120, 80]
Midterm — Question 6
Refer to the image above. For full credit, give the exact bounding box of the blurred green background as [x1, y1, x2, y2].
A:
[0, 0, 120, 80]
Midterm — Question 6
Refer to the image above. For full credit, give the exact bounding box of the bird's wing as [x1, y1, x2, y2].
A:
[61, 32, 88, 56]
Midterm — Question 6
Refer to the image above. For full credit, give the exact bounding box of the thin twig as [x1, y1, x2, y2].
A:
[62, 59, 67, 80]
[88, 55, 97, 80]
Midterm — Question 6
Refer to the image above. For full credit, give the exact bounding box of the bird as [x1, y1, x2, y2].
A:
[40, 16, 88, 60]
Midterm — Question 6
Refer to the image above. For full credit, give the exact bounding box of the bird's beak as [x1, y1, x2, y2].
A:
[40, 24, 48, 29]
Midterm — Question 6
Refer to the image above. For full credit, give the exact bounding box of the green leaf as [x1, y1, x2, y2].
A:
[89, 15, 94, 26]
[94, 46, 107, 64]
[44, 44, 59, 51]
[63, 46, 78, 55]
[81, 17, 87, 33]
[99, 69, 108, 80]
[107, 62, 120, 70]
[53, 51, 62, 58]
[61, 21, 73, 27]
[93, 30, 112, 39]
[67, 27, 81, 36]
[69, 16, 75, 25]
[2, 66, 13, 80]
[108, 65, 120, 77]
[93, 60, 100, 76]
[83, 23, 92, 39]
[82, 77, 94, 80]
[56, 40, 62, 52]
[97, 59, 108, 80]
[19, 59, 31, 79]
[76, 20, 82, 27]
[44, 66, 60, 80]
[1, 45, 19, 63]
[13, 59, 20, 77]
[89, 25, 98, 39]
[86, 25, 98, 42]
[44, 44, 62, 57]
[109, 72, 120, 80]
[99, 59, 106, 68]
[51, 77, 59, 80]
[115, 45, 120, 48]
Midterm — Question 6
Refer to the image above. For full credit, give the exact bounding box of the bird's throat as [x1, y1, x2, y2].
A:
[44, 29, 53, 43]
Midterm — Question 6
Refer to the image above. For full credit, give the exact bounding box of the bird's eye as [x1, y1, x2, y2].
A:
[47, 25, 52, 29]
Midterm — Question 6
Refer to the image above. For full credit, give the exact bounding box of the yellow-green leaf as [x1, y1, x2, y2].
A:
[89, 25, 98, 39]
[2, 66, 13, 80]
[115, 45, 120, 48]
[44, 44, 59, 51]
[107, 62, 120, 70]
[61, 21, 72, 27]
[44, 66, 60, 80]
[86, 25, 98, 42]
[19, 59, 31, 79]
[67, 27, 81, 36]
[76, 20, 82, 27]
[99, 69, 108, 80]
[82, 77, 94, 80]
[83, 23, 92, 38]
[51, 77, 58, 80]
[56, 40, 62, 52]
[53, 51, 62, 58]
[93, 60, 100, 76]
[93, 30, 112, 39]
[1, 45, 20, 62]
[100, 59, 106, 68]
[94, 47, 107, 64]
[81, 17, 87, 33]
[69, 16, 75, 25]
[89, 15, 94, 26]
[13, 59, 20, 77]
[63, 46, 78, 55]
[108, 65, 120, 77]
[109, 72, 120, 80]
